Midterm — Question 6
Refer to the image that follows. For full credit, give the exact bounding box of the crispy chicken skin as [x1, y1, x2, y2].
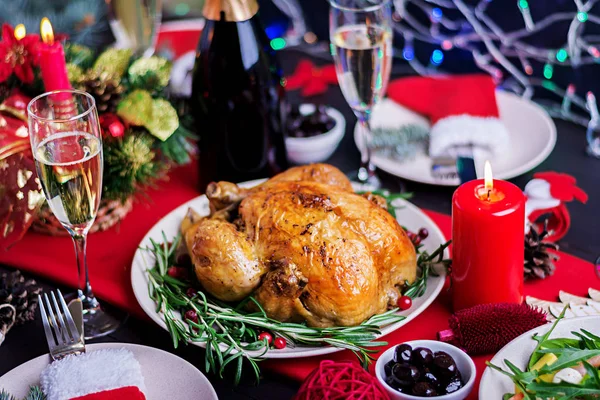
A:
[183, 164, 417, 327]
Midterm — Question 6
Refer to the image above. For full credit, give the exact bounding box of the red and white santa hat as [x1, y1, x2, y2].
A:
[40, 349, 146, 400]
[387, 74, 510, 159]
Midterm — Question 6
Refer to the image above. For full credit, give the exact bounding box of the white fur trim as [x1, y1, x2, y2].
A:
[429, 114, 510, 158]
[40, 349, 145, 400]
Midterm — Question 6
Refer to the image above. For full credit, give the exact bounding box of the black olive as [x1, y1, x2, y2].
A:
[443, 376, 463, 393]
[394, 344, 413, 363]
[412, 382, 438, 397]
[412, 347, 434, 366]
[385, 375, 400, 389]
[421, 367, 439, 387]
[384, 360, 395, 376]
[433, 351, 458, 377]
[392, 363, 414, 386]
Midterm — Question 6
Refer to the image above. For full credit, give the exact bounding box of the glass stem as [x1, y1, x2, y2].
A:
[72, 233, 99, 310]
[357, 111, 376, 183]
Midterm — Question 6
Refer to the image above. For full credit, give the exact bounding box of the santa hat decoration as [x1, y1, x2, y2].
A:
[524, 172, 588, 242]
[387, 74, 510, 159]
[40, 349, 146, 400]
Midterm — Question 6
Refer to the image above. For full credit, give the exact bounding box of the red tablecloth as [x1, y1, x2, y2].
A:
[0, 163, 597, 399]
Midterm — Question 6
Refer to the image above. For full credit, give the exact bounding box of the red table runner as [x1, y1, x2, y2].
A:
[1, 163, 597, 399]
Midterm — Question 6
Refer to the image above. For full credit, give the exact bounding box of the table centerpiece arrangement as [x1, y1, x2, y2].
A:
[0, 20, 195, 245]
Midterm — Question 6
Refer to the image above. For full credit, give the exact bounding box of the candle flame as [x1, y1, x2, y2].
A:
[14, 24, 26, 40]
[40, 17, 54, 44]
[484, 160, 493, 190]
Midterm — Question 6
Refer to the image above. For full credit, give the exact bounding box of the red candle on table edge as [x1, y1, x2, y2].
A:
[38, 17, 71, 94]
[451, 161, 525, 311]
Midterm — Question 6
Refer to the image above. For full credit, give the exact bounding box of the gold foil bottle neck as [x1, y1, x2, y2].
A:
[203, 0, 259, 22]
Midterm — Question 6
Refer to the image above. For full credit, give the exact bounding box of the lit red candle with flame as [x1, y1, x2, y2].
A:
[38, 17, 71, 92]
[451, 162, 525, 311]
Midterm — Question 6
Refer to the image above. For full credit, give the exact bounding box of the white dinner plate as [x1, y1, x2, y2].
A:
[0, 342, 218, 400]
[479, 316, 600, 399]
[354, 91, 557, 186]
[131, 180, 448, 359]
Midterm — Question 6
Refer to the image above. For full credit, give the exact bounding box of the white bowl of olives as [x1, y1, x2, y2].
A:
[285, 104, 345, 165]
[375, 340, 476, 400]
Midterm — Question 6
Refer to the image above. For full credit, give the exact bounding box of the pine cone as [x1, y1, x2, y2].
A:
[524, 221, 559, 280]
[77, 70, 125, 113]
[0, 270, 41, 325]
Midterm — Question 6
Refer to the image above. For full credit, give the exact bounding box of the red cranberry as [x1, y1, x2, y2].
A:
[397, 295, 412, 311]
[167, 266, 188, 280]
[258, 332, 273, 345]
[184, 309, 198, 324]
[273, 337, 286, 349]
[186, 287, 198, 298]
[418, 228, 429, 239]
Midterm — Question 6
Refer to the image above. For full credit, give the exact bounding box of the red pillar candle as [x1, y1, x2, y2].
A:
[451, 162, 525, 311]
[39, 17, 71, 92]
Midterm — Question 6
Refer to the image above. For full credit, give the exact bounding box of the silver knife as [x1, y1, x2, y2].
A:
[68, 298, 85, 344]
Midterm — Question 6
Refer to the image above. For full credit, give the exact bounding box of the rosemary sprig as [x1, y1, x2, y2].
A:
[144, 233, 450, 384]
[404, 240, 452, 299]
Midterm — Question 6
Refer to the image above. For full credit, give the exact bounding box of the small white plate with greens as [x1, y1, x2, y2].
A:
[480, 314, 600, 399]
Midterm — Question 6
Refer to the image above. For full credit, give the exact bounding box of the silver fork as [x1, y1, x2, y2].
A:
[38, 290, 85, 360]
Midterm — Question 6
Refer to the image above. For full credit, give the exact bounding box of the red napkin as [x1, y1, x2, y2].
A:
[0, 162, 200, 319]
[72, 387, 145, 400]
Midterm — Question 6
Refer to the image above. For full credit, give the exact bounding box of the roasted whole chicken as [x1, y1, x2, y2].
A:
[182, 164, 417, 327]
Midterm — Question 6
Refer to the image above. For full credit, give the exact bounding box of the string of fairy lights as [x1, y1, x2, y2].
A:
[392, 0, 600, 156]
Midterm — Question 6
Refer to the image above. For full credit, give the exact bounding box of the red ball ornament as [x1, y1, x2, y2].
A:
[99, 113, 125, 138]
[295, 360, 389, 400]
[258, 332, 273, 345]
[273, 337, 286, 349]
[397, 295, 412, 311]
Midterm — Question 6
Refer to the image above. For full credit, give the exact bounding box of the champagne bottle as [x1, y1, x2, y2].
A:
[191, 0, 289, 191]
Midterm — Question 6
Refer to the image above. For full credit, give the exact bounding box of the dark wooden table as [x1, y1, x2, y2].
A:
[1, 50, 598, 398]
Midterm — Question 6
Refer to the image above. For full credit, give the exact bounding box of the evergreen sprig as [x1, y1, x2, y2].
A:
[144, 231, 451, 384]
[103, 132, 160, 201]
[156, 124, 197, 165]
[0, 386, 46, 400]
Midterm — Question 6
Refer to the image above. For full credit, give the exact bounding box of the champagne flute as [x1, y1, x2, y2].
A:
[28, 90, 121, 339]
[329, 0, 393, 189]
[106, 0, 163, 56]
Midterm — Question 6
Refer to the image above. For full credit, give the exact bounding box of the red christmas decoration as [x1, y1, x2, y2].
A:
[100, 113, 126, 138]
[295, 360, 389, 400]
[437, 303, 548, 355]
[285, 60, 338, 97]
[524, 172, 588, 242]
[0, 92, 44, 248]
[0, 24, 40, 84]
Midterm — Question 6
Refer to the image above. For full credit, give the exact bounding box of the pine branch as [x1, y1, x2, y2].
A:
[103, 132, 160, 201]
[24, 386, 46, 400]
[0, 390, 16, 400]
[156, 124, 197, 165]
